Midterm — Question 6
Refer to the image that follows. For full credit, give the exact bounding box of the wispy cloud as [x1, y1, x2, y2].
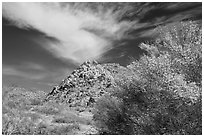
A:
[2, 2, 135, 63]
[22, 62, 45, 71]
[2, 65, 47, 80]
[3, 2, 201, 65]
[3, 62, 72, 85]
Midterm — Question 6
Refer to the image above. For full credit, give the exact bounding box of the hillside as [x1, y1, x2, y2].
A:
[45, 60, 132, 111]
[2, 61, 133, 135]
[2, 85, 99, 135]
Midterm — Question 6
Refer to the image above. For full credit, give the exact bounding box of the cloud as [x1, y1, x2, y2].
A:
[2, 65, 47, 80]
[3, 2, 201, 65]
[2, 2, 135, 63]
[22, 62, 45, 71]
[3, 61, 73, 86]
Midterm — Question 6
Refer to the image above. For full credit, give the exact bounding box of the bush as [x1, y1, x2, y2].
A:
[47, 124, 80, 135]
[2, 114, 37, 135]
[2, 88, 46, 111]
[31, 103, 60, 115]
[93, 95, 130, 134]
[52, 114, 88, 124]
[93, 21, 202, 135]
[2, 111, 80, 135]
[2, 87, 83, 135]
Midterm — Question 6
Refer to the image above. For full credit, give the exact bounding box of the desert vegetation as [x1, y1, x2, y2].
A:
[2, 21, 202, 135]
[2, 87, 93, 135]
[93, 21, 202, 135]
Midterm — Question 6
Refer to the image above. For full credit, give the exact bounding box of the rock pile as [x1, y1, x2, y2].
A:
[46, 60, 120, 110]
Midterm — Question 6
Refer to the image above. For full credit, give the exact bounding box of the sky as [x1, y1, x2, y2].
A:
[2, 2, 202, 92]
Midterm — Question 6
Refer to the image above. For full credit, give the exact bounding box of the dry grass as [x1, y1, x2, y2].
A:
[2, 86, 94, 135]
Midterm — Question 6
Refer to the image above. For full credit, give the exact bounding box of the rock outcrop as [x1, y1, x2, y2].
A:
[45, 60, 126, 110]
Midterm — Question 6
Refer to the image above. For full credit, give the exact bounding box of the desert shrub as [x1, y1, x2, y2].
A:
[21, 112, 41, 122]
[33, 122, 50, 135]
[2, 111, 79, 135]
[3, 88, 47, 110]
[52, 111, 90, 125]
[52, 115, 78, 124]
[2, 114, 37, 135]
[31, 103, 60, 115]
[2, 107, 43, 135]
[31, 101, 75, 115]
[93, 95, 132, 134]
[93, 21, 202, 135]
[155, 21, 202, 86]
[47, 124, 80, 135]
[2, 104, 10, 114]
[29, 98, 42, 106]
[2, 86, 82, 135]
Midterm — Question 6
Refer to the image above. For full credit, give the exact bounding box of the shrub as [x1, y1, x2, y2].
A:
[3, 88, 47, 111]
[52, 111, 91, 125]
[93, 21, 202, 135]
[93, 95, 130, 134]
[2, 112, 80, 135]
[32, 104, 60, 115]
[2, 114, 37, 135]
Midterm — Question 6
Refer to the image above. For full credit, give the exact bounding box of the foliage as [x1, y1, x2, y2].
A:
[31, 102, 60, 115]
[93, 21, 202, 135]
[93, 95, 129, 134]
[52, 112, 91, 125]
[2, 113, 80, 135]
[2, 87, 47, 111]
[2, 87, 87, 135]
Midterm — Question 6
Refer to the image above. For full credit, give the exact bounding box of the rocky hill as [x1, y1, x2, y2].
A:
[45, 60, 129, 111]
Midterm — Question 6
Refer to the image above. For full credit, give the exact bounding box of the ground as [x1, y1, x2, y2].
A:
[2, 86, 98, 135]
